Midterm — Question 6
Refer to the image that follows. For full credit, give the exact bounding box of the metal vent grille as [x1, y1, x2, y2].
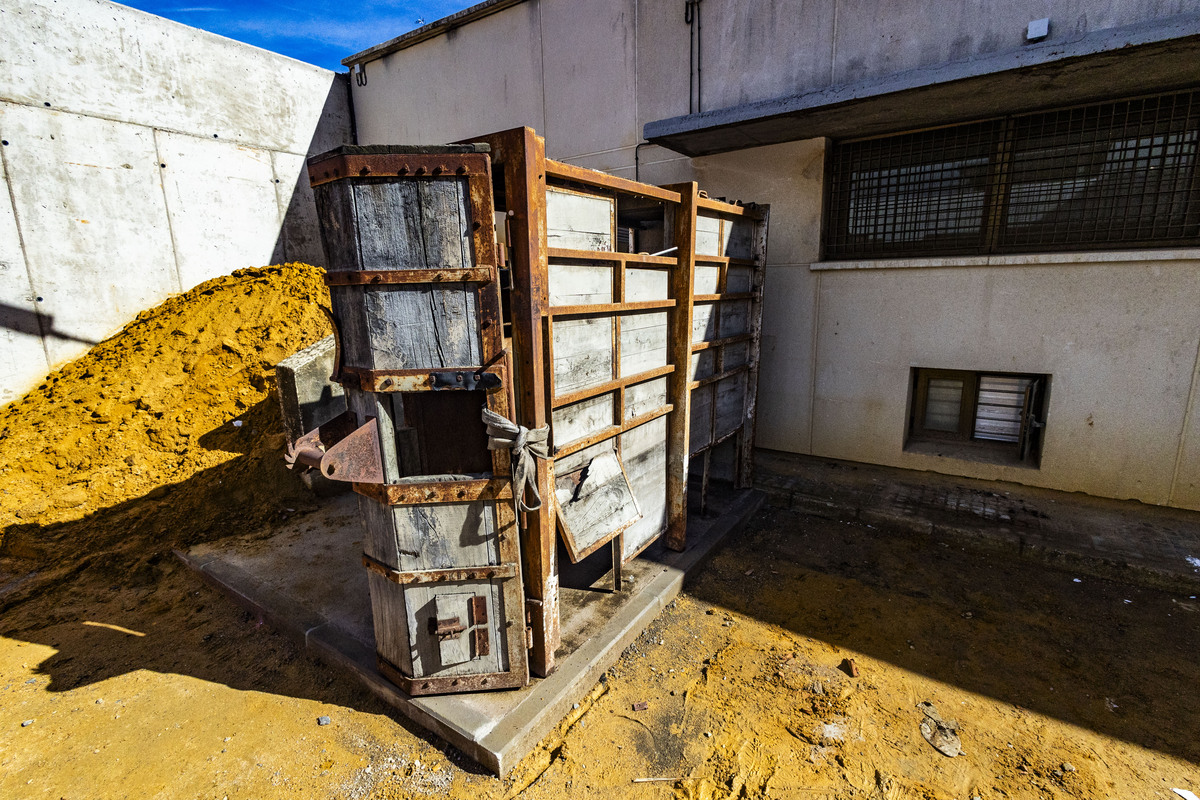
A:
[825, 90, 1200, 259]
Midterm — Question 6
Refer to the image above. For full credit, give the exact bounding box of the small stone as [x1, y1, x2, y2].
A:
[1062, 762, 1076, 772]
[704, 732, 712, 738]
[706, 609, 716, 615]
[21, 719, 33, 727]
[572, 703, 579, 710]
[317, 716, 331, 726]
[1052, 770, 1064, 778]
[95, 699, 104, 705]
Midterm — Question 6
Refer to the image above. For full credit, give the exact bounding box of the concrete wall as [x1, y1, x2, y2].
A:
[348, 0, 1200, 510]
[0, 0, 352, 405]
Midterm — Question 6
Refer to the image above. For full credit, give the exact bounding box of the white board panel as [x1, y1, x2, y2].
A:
[549, 261, 613, 305]
[552, 391, 616, 447]
[620, 416, 668, 559]
[625, 376, 668, 420]
[546, 187, 614, 252]
[619, 311, 668, 377]
[693, 302, 718, 343]
[553, 316, 613, 394]
[695, 214, 721, 256]
[694, 264, 720, 295]
[626, 267, 668, 301]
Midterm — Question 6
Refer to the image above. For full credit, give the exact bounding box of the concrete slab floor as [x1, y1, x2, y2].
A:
[756, 450, 1200, 594]
[176, 487, 764, 775]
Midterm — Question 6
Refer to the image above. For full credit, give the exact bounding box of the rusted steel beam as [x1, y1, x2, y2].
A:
[362, 553, 518, 584]
[688, 364, 752, 390]
[550, 364, 674, 409]
[377, 654, 524, 696]
[545, 159, 682, 204]
[471, 127, 560, 678]
[695, 196, 751, 215]
[738, 203, 770, 489]
[338, 365, 506, 393]
[547, 299, 676, 317]
[664, 183, 698, 552]
[690, 333, 754, 353]
[308, 151, 490, 187]
[551, 405, 673, 459]
[691, 292, 755, 303]
[353, 477, 513, 505]
[547, 247, 678, 266]
[324, 267, 494, 285]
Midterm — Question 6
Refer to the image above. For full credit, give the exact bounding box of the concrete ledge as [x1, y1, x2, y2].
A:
[177, 489, 764, 775]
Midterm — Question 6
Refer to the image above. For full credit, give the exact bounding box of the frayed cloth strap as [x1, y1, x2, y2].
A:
[482, 408, 550, 513]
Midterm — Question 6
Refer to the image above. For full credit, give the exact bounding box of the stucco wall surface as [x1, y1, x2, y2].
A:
[348, 0, 1200, 509]
[0, 0, 351, 405]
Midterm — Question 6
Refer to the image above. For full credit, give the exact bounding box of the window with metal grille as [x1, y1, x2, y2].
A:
[907, 368, 1049, 466]
[825, 91, 1200, 259]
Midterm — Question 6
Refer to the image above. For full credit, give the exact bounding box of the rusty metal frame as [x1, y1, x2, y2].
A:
[310, 146, 529, 696]
[362, 553, 519, 584]
[339, 364, 507, 393]
[324, 267, 494, 285]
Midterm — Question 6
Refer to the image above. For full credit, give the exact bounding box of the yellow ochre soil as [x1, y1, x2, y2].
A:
[2, 265, 1199, 798]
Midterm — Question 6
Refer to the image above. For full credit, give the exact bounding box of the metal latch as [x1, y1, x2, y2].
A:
[430, 370, 503, 391]
[431, 617, 467, 641]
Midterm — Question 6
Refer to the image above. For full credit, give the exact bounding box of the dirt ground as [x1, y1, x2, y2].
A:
[2, 266, 1199, 798]
[3, 504, 1199, 799]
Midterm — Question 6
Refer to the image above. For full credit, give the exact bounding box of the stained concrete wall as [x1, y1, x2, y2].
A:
[348, 0, 1200, 510]
[0, 0, 352, 405]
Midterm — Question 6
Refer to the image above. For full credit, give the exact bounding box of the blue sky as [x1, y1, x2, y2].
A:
[118, 1, 473, 71]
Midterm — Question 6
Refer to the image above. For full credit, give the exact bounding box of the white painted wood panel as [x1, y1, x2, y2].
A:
[694, 264, 721, 295]
[553, 316, 613, 394]
[620, 416, 668, 559]
[624, 376, 668, 420]
[552, 392, 616, 447]
[626, 267, 668, 301]
[619, 311, 668, 377]
[549, 261, 612, 305]
[546, 187, 614, 251]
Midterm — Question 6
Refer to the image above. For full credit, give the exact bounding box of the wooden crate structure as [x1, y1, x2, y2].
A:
[676, 191, 770, 512]
[306, 145, 529, 695]
[474, 129, 769, 676]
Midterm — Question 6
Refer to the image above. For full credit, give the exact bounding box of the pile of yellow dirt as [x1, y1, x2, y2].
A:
[0, 263, 332, 571]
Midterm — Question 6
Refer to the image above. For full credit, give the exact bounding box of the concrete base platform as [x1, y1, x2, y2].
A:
[176, 488, 763, 775]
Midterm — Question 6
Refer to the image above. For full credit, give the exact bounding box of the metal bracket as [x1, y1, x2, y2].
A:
[431, 370, 503, 391]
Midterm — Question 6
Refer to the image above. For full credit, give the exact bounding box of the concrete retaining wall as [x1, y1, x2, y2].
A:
[0, 0, 352, 405]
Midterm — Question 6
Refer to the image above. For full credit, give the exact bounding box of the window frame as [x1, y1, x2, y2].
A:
[824, 89, 1200, 260]
[906, 368, 1049, 467]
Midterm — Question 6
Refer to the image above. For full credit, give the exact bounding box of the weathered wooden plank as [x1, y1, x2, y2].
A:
[405, 578, 508, 677]
[330, 285, 373, 369]
[689, 349, 715, 382]
[723, 340, 752, 370]
[689, 383, 714, 455]
[720, 299, 751, 339]
[715, 372, 749, 440]
[312, 182, 361, 271]
[548, 262, 612, 305]
[554, 448, 641, 561]
[620, 416, 668, 560]
[353, 181, 426, 268]
[692, 302, 718, 344]
[552, 316, 613, 394]
[551, 392, 616, 448]
[694, 264, 721, 295]
[625, 267, 668, 301]
[725, 217, 755, 259]
[695, 213, 721, 256]
[362, 283, 481, 369]
[546, 187, 614, 252]
[624, 376, 668, 420]
[726, 265, 753, 293]
[619, 311, 668, 377]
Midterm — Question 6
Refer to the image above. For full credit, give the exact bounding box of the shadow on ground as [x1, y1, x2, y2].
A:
[685, 498, 1200, 767]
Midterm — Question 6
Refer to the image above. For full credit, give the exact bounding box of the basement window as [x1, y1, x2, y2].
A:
[906, 369, 1049, 467]
[825, 89, 1200, 259]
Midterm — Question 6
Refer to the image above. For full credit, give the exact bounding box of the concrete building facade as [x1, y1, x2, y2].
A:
[345, 0, 1200, 512]
[0, 0, 352, 405]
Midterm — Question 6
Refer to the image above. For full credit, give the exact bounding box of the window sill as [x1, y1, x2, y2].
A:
[811, 248, 1200, 272]
[904, 438, 1038, 469]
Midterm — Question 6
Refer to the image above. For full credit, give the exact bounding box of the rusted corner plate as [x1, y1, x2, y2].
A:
[323, 267, 495, 286]
[354, 477, 513, 505]
[319, 420, 384, 484]
[307, 151, 493, 188]
[361, 553, 519, 585]
[339, 365, 505, 394]
[377, 654, 525, 697]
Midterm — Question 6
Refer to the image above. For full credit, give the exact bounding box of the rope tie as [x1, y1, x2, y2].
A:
[482, 408, 549, 513]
